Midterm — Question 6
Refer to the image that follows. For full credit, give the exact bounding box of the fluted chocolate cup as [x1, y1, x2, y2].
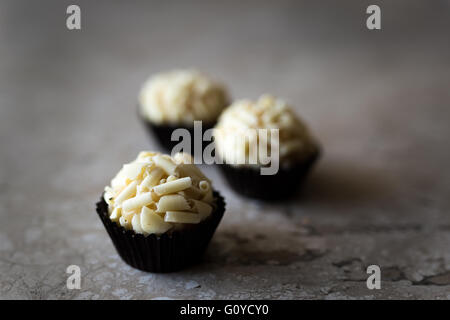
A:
[140, 115, 216, 154]
[218, 150, 320, 201]
[96, 191, 225, 272]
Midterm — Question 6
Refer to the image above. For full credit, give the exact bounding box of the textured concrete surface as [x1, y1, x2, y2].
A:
[1, 1, 450, 299]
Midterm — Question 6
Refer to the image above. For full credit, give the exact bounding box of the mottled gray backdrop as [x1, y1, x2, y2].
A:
[0, 0, 449, 299]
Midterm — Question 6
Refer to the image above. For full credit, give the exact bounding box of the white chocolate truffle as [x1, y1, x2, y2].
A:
[139, 69, 229, 125]
[214, 94, 319, 167]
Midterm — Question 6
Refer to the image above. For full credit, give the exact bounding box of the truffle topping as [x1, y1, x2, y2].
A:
[214, 94, 318, 166]
[139, 69, 229, 125]
[104, 151, 215, 235]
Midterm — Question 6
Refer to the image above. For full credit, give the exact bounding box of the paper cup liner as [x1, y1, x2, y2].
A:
[95, 191, 225, 272]
[139, 113, 215, 154]
[218, 150, 320, 200]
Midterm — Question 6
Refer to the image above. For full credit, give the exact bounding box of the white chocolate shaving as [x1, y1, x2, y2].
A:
[131, 213, 145, 235]
[109, 207, 121, 221]
[199, 180, 210, 193]
[122, 192, 153, 212]
[140, 207, 172, 234]
[119, 216, 131, 230]
[165, 211, 202, 224]
[190, 199, 212, 219]
[153, 177, 192, 196]
[114, 181, 138, 205]
[153, 155, 177, 176]
[140, 167, 164, 190]
[156, 195, 190, 213]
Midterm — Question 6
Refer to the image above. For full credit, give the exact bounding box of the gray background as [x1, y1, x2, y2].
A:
[1, 0, 449, 299]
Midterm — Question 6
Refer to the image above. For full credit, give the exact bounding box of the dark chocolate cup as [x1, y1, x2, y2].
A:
[140, 114, 215, 154]
[95, 191, 225, 273]
[218, 150, 320, 201]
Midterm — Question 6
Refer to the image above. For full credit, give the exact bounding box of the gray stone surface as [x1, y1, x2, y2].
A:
[1, 0, 449, 299]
